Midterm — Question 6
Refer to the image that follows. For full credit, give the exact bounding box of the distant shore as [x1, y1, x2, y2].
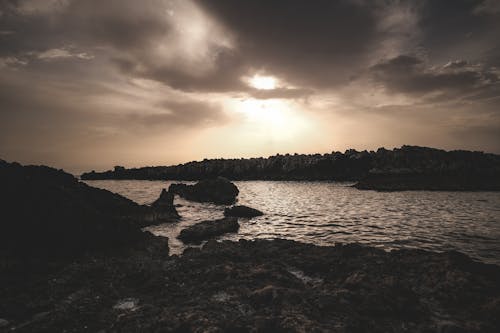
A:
[81, 145, 500, 191]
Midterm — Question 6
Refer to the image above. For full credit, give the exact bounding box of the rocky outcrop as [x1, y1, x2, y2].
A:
[150, 189, 179, 217]
[178, 217, 239, 244]
[0, 160, 176, 257]
[169, 177, 239, 205]
[2, 239, 499, 332]
[80, 146, 500, 190]
[224, 205, 263, 218]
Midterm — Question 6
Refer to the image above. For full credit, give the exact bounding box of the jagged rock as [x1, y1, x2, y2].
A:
[3, 239, 499, 332]
[169, 177, 239, 205]
[150, 189, 179, 217]
[178, 217, 239, 244]
[0, 160, 172, 257]
[224, 205, 263, 218]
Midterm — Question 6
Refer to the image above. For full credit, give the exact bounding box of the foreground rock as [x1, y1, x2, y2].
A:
[224, 205, 264, 218]
[178, 217, 239, 244]
[0, 160, 177, 257]
[169, 177, 239, 204]
[2, 239, 499, 332]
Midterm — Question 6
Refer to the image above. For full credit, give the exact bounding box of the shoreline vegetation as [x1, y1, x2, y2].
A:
[81, 145, 500, 191]
[1, 159, 500, 331]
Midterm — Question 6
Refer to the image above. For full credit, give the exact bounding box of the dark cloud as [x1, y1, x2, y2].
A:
[370, 54, 500, 100]
[197, 0, 381, 89]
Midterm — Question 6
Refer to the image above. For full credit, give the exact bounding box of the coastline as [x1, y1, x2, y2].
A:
[1, 159, 500, 331]
[2, 238, 500, 332]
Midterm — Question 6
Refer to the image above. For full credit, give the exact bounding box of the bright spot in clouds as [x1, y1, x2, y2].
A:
[249, 75, 277, 90]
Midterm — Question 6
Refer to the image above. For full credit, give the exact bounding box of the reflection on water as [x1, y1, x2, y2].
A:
[85, 180, 500, 264]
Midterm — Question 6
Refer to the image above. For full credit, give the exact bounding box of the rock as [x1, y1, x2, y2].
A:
[150, 189, 179, 218]
[113, 298, 139, 311]
[169, 177, 239, 205]
[0, 160, 172, 258]
[224, 205, 263, 218]
[0, 319, 9, 328]
[2, 239, 500, 332]
[178, 217, 239, 244]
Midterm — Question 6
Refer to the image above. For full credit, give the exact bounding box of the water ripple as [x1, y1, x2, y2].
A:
[85, 180, 500, 264]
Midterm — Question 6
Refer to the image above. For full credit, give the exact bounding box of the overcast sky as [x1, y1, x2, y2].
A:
[1, 0, 499, 173]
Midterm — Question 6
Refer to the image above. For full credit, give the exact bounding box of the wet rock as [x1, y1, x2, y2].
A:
[178, 217, 239, 244]
[2, 239, 500, 332]
[0, 319, 9, 328]
[169, 177, 239, 205]
[150, 189, 179, 218]
[113, 298, 139, 311]
[224, 205, 263, 218]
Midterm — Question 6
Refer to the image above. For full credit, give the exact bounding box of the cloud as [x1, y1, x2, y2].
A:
[370, 54, 500, 101]
[2, 0, 500, 171]
[131, 100, 229, 128]
[36, 48, 93, 60]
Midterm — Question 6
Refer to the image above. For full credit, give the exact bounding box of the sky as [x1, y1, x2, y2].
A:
[1, 0, 499, 173]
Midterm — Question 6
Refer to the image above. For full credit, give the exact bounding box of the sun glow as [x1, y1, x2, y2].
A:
[248, 75, 277, 90]
[224, 97, 313, 144]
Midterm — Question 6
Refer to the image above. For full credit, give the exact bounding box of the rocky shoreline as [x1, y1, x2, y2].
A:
[1, 160, 500, 332]
[2, 239, 499, 332]
[81, 146, 500, 191]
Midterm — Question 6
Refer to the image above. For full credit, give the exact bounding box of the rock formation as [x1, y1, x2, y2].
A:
[169, 177, 239, 204]
[2, 239, 499, 332]
[178, 217, 240, 244]
[0, 160, 177, 257]
[224, 205, 264, 218]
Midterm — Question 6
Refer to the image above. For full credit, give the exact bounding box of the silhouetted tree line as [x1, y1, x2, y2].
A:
[81, 146, 500, 184]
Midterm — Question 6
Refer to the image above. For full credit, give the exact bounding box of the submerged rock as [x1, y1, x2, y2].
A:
[224, 205, 263, 218]
[178, 217, 239, 244]
[169, 177, 239, 205]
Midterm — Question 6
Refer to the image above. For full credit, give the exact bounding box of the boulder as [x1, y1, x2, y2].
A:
[169, 177, 239, 205]
[178, 217, 239, 244]
[150, 189, 179, 218]
[224, 205, 263, 218]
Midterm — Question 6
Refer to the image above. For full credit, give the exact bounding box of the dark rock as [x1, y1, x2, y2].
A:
[169, 177, 239, 205]
[150, 189, 179, 218]
[0, 160, 174, 258]
[178, 217, 239, 244]
[224, 205, 263, 218]
[2, 239, 499, 332]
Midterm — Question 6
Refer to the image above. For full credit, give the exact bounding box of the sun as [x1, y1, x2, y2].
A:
[248, 75, 277, 90]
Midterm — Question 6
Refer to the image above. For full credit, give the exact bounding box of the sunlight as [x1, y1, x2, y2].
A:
[224, 97, 313, 143]
[248, 75, 277, 90]
[238, 99, 285, 125]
